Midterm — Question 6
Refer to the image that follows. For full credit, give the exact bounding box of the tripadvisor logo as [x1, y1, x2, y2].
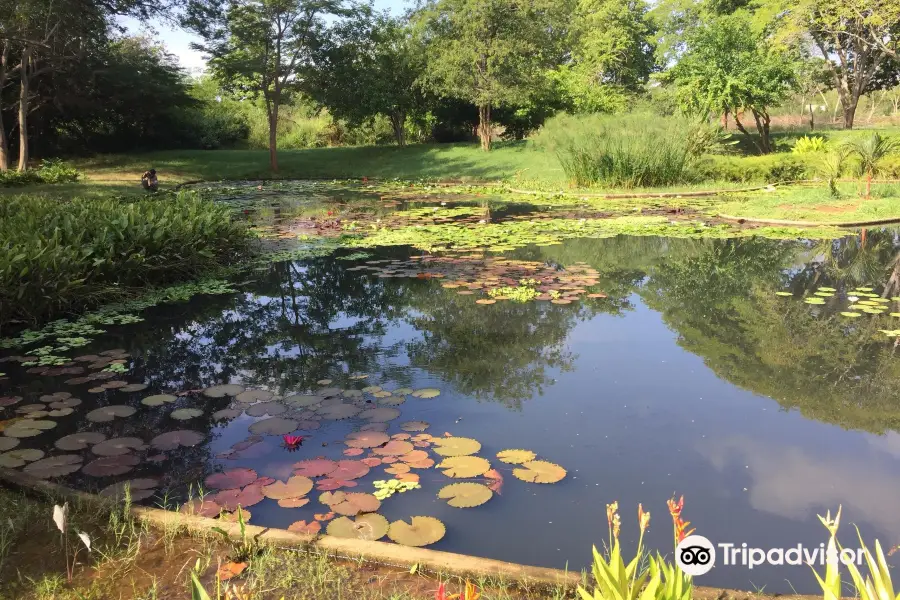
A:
[676, 535, 716, 576]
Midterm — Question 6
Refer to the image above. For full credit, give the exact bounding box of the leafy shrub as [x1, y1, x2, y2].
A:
[532, 113, 704, 187]
[694, 154, 812, 183]
[0, 192, 251, 329]
[0, 159, 80, 187]
[791, 135, 828, 154]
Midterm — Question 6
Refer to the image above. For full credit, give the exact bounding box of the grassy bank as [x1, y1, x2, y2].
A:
[0, 192, 251, 331]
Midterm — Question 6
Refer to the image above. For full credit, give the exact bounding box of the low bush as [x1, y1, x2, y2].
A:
[532, 113, 709, 187]
[791, 135, 828, 154]
[0, 159, 80, 187]
[0, 192, 251, 329]
[695, 154, 813, 183]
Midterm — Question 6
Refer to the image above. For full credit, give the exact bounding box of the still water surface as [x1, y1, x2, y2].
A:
[4, 188, 900, 592]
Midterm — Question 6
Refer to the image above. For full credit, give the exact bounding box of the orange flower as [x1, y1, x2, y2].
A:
[667, 495, 684, 519]
[638, 504, 651, 533]
[668, 495, 695, 544]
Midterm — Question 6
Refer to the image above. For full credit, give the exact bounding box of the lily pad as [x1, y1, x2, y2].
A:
[0, 396, 23, 407]
[179, 498, 223, 518]
[4, 420, 57, 438]
[0, 438, 19, 451]
[171, 408, 204, 421]
[345, 431, 390, 449]
[150, 430, 204, 451]
[212, 409, 241, 421]
[360, 422, 389, 432]
[210, 484, 266, 510]
[141, 394, 177, 407]
[400, 421, 429, 432]
[818, 287, 837, 292]
[841, 312, 863, 318]
[86, 405, 136, 423]
[431, 437, 481, 457]
[278, 497, 310, 508]
[248, 417, 298, 436]
[361, 386, 382, 393]
[357, 407, 401, 422]
[203, 384, 245, 398]
[316, 404, 360, 420]
[512, 460, 567, 484]
[49, 398, 81, 409]
[246, 402, 286, 417]
[411, 388, 441, 399]
[119, 384, 149, 393]
[293, 458, 339, 477]
[804, 298, 826, 305]
[92, 437, 147, 456]
[319, 491, 381, 515]
[327, 514, 389, 541]
[342, 390, 363, 399]
[438, 482, 493, 508]
[23, 454, 83, 478]
[99, 478, 158, 502]
[377, 395, 406, 407]
[236, 390, 274, 403]
[287, 520, 321, 535]
[205, 468, 259, 490]
[437, 456, 491, 478]
[316, 379, 333, 385]
[262, 475, 314, 500]
[373, 440, 414, 456]
[55, 432, 106, 451]
[83, 454, 140, 477]
[330, 460, 370, 481]
[316, 479, 358, 491]
[0, 448, 45, 468]
[285, 394, 323, 408]
[496, 449, 537, 464]
[318, 387, 342, 397]
[387, 516, 445, 547]
[393, 388, 414, 395]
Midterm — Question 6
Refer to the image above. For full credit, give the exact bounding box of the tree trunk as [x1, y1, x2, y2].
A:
[809, 104, 815, 130]
[0, 42, 9, 171]
[390, 110, 406, 146]
[477, 103, 492, 152]
[733, 111, 765, 155]
[268, 103, 279, 173]
[17, 45, 31, 172]
[842, 96, 858, 129]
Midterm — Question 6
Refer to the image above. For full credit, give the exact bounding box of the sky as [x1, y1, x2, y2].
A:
[119, 0, 410, 73]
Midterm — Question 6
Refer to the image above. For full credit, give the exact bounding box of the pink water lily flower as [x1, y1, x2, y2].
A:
[282, 435, 304, 450]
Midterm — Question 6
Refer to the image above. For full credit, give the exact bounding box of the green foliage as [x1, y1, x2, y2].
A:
[0, 192, 250, 329]
[210, 507, 261, 564]
[532, 113, 702, 187]
[0, 160, 80, 187]
[844, 133, 900, 180]
[816, 148, 851, 197]
[488, 285, 541, 302]
[695, 154, 811, 182]
[792, 135, 828, 154]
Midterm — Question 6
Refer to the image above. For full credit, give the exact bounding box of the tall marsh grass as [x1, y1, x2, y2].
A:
[0, 192, 251, 328]
[532, 113, 709, 187]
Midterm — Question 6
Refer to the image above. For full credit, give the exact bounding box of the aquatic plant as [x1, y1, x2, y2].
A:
[51, 503, 91, 584]
[488, 285, 540, 302]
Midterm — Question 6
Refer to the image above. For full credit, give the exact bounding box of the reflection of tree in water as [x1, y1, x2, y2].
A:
[637, 233, 900, 433]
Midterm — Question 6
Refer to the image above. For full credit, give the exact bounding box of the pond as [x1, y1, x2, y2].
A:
[3, 182, 900, 593]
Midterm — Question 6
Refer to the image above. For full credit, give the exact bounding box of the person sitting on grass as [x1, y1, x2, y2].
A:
[141, 169, 158, 192]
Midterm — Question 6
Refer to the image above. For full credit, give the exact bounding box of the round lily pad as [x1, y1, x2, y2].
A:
[4, 420, 57, 438]
[387, 516, 445, 547]
[400, 421, 429, 433]
[179, 498, 223, 518]
[99, 478, 158, 502]
[512, 460, 567, 484]
[432, 437, 481, 457]
[438, 482, 493, 508]
[150, 430, 204, 451]
[278, 497, 310, 508]
[119, 384, 149, 393]
[236, 390, 274, 403]
[377, 395, 406, 407]
[293, 458, 338, 477]
[0, 448, 45, 468]
[357, 407, 401, 422]
[841, 312, 863, 318]
[361, 386, 382, 394]
[327, 514, 389, 541]
[316, 479, 358, 491]
[330, 460, 370, 481]
[171, 408, 204, 421]
[86, 405, 136, 423]
[246, 402, 286, 417]
[55, 432, 106, 451]
[392, 388, 414, 395]
[316, 404, 360, 420]
[373, 440, 414, 456]
[318, 387, 342, 397]
[316, 379, 333, 385]
[141, 394, 177, 407]
[285, 394, 323, 408]
[83, 454, 140, 477]
[205, 468, 259, 490]
[437, 456, 491, 478]
[411, 388, 441, 399]
[92, 437, 147, 456]
[212, 409, 241, 421]
[360, 422, 389, 432]
[203, 384, 245, 398]
[17, 404, 48, 414]
[496, 449, 537, 464]
[343, 390, 363, 399]
[49, 398, 81, 409]
[345, 431, 390, 449]
[262, 476, 314, 500]
[210, 485, 265, 510]
[320, 491, 381, 516]
[248, 417, 298, 436]
[0, 438, 19, 451]
[287, 520, 321, 535]
[24, 454, 82, 478]
[0, 396, 23, 407]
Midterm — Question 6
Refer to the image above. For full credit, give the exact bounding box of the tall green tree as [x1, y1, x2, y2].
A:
[665, 12, 797, 154]
[311, 10, 424, 146]
[416, 0, 567, 151]
[769, 0, 900, 129]
[186, 0, 348, 172]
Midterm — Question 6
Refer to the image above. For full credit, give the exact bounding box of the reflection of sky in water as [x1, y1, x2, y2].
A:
[8, 231, 900, 593]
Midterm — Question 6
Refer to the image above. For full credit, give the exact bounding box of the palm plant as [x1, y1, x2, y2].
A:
[816, 147, 851, 198]
[842, 133, 900, 199]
